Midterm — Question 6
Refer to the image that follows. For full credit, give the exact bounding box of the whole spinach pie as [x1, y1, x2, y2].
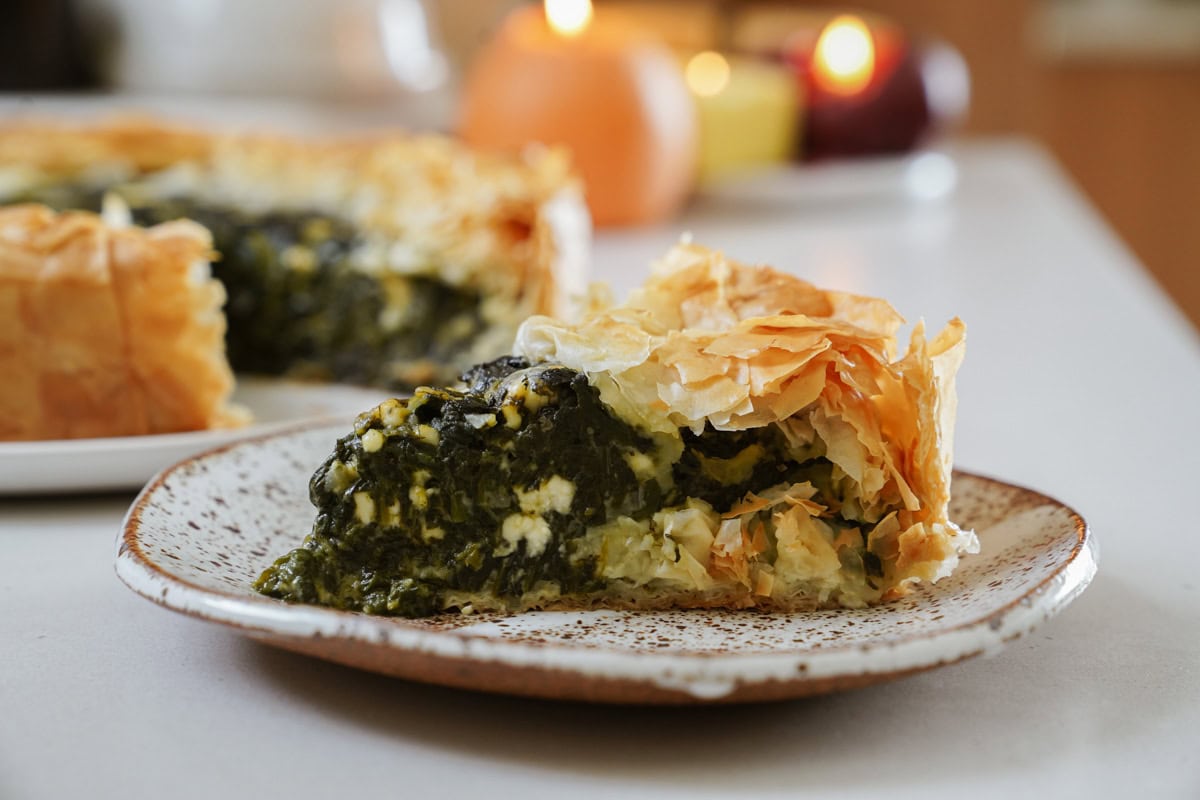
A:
[0, 117, 584, 392]
[255, 243, 977, 616]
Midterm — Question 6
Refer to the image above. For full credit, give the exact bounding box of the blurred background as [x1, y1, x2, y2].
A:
[2, 0, 1197, 328]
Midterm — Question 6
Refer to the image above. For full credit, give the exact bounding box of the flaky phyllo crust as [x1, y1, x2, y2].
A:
[0, 117, 582, 325]
[0, 205, 244, 440]
[515, 243, 977, 607]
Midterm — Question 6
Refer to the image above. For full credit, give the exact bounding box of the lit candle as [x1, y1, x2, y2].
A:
[811, 15, 877, 97]
[459, 0, 697, 227]
[787, 14, 966, 159]
[685, 50, 800, 183]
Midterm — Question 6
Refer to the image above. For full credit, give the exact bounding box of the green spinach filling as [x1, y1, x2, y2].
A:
[254, 357, 864, 617]
[6, 183, 484, 387]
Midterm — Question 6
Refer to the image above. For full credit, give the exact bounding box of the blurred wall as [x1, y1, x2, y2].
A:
[856, 0, 1199, 330]
[1031, 63, 1200, 331]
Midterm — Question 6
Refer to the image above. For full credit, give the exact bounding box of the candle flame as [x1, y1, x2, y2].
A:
[545, 0, 593, 37]
[813, 15, 875, 96]
[685, 51, 731, 98]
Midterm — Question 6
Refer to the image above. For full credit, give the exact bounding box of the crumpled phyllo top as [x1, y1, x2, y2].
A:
[515, 242, 973, 598]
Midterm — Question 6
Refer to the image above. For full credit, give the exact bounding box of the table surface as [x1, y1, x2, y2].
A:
[3, 137, 1199, 799]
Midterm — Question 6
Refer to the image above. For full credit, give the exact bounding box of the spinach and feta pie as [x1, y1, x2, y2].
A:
[0, 117, 584, 388]
[255, 243, 977, 616]
[0, 204, 243, 440]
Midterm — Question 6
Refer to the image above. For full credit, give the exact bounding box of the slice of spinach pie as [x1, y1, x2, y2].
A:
[0, 117, 585, 389]
[255, 242, 976, 616]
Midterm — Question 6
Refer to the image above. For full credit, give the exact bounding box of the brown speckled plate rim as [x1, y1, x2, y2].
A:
[115, 420, 1096, 699]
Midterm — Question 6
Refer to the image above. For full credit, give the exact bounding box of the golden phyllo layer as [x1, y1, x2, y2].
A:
[0, 205, 242, 441]
[514, 242, 975, 606]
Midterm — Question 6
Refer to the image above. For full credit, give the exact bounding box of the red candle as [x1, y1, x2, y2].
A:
[787, 15, 965, 160]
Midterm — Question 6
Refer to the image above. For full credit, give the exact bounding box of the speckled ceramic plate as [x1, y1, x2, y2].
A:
[0, 379, 390, 495]
[116, 423, 1096, 704]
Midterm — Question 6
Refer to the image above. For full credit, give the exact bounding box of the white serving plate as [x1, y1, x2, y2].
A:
[0, 379, 391, 494]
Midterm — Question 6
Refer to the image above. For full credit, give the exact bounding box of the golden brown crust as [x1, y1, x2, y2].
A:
[0, 117, 581, 319]
[0, 205, 241, 441]
[0, 116, 213, 176]
[515, 242, 919, 434]
[514, 242, 976, 606]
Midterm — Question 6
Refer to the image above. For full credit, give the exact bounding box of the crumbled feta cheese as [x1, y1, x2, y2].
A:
[380, 500, 402, 526]
[516, 475, 576, 516]
[623, 450, 656, 481]
[281, 244, 317, 273]
[500, 513, 553, 557]
[464, 412, 497, 429]
[361, 429, 385, 453]
[379, 399, 408, 428]
[409, 484, 429, 510]
[353, 491, 376, 524]
[521, 386, 548, 412]
[325, 459, 360, 494]
[503, 379, 550, 413]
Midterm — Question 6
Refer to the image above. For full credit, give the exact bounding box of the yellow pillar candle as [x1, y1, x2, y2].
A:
[686, 51, 801, 183]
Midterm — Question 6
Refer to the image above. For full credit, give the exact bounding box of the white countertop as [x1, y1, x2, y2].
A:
[3, 139, 1199, 798]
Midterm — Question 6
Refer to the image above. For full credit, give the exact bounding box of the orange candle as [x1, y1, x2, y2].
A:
[459, 0, 697, 227]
